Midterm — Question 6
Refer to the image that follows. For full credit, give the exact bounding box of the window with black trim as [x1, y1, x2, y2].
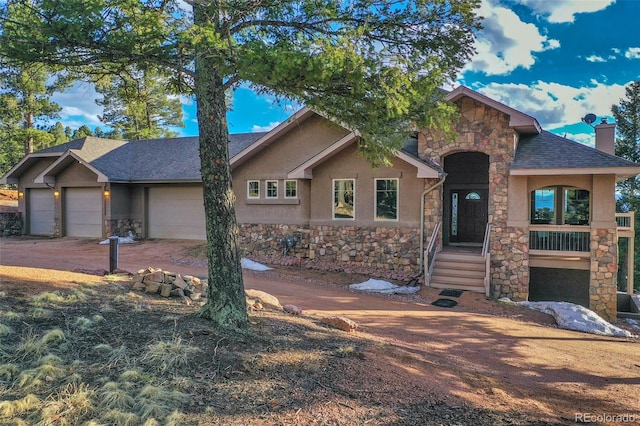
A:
[530, 186, 590, 225]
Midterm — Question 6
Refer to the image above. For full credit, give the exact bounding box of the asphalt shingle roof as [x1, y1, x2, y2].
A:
[512, 130, 640, 170]
[401, 136, 445, 174]
[35, 133, 266, 182]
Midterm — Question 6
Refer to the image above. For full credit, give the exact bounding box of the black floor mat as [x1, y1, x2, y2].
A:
[431, 298, 458, 308]
[439, 289, 463, 298]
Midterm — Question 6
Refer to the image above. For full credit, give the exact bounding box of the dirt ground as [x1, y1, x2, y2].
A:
[1, 237, 640, 425]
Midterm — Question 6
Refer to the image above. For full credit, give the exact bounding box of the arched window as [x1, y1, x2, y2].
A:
[465, 192, 481, 200]
[530, 187, 590, 225]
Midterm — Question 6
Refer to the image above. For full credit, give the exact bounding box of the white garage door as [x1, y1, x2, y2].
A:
[28, 189, 55, 235]
[64, 188, 103, 237]
[148, 186, 206, 240]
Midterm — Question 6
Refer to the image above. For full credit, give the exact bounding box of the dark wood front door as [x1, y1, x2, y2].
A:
[450, 189, 488, 244]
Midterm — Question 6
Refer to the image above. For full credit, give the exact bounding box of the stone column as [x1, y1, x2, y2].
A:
[590, 228, 618, 321]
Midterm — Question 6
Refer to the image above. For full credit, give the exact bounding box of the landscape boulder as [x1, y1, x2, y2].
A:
[245, 289, 282, 310]
[283, 304, 303, 315]
[321, 316, 358, 332]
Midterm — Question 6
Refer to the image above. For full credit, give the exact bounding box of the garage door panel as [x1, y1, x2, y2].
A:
[148, 187, 206, 240]
[65, 188, 102, 237]
[28, 189, 55, 235]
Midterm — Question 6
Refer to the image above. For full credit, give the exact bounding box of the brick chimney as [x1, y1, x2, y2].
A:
[594, 118, 616, 155]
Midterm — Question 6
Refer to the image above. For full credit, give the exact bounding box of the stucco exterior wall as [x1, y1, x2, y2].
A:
[234, 115, 348, 225]
[418, 96, 528, 299]
[233, 114, 427, 276]
[308, 144, 425, 227]
[54, 162, 100, 186]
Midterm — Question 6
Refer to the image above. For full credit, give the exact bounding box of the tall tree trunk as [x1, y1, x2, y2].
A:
[193, 4, 247, 330]
[24, 111, 34, 154]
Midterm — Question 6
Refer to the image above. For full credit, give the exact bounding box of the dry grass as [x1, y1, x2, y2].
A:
[141, 336, 201, 373]
[15, 329, 65, 361]
[0, 269, 572, 426]
[38, 383, 95, 426]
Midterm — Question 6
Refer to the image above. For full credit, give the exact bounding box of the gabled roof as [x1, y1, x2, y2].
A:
[446, 86, 541, 134]
[511, 130, 640, 178]
[4, 133, 266, 184]
[35, 137, 129, 183]
[0, 152, 60, 184]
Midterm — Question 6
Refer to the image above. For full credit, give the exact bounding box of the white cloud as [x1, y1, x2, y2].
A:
[464, 0, 560, 75]
[585, 55, 606, 63]
[251, 121, 280, 132]
[474, 80, 629, 129]
[624, 47, 640, 59]
[516, 0, 615, 23]
[560, 130, 595, 147]
[51, 82, 103, 126]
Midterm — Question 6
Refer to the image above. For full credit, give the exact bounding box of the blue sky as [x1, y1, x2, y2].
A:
[52, 0, 640, 147]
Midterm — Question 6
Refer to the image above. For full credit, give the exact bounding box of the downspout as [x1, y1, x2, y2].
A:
[419, 175, 446, 270]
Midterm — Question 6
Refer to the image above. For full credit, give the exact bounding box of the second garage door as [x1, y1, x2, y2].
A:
[148, 186, 206, 240]
[28, 188, 55, 235]
[64, 187, 103, 237]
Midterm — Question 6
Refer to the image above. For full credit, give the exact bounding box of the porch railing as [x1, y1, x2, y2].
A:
[616, 212, 635, 234]
[482, 223, 491, 297]
[424, 221, 441, 287]
[529, 226, 590, 252]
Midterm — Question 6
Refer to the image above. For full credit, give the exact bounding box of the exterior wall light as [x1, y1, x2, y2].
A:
[18, 191, 24, 198]
[53, 191, 60, 197]
[103, 190, 110, 197]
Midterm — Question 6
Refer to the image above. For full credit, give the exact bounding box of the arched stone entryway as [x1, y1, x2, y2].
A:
[442, 152, 489, 245]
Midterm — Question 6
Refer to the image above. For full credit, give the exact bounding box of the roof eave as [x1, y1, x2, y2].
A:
[0, 152, 61, 184]
[128, 178, 203, 184]
[395, 151, 442, 178]
[446, 86, 542, 134]
[510, 166, 640, 179]
[33, 150, 109, 184]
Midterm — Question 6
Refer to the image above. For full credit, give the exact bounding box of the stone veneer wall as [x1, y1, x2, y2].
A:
[590, 229, 618, 321]
[106, 219, 144, 239]
[423, 178, 444, 250]
[239, 223, 421, 281]
[418, 97, 530, 300]
[0, 212, 22, 236]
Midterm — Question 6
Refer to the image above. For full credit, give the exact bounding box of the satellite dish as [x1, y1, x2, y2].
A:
[582, 113, 597, 125]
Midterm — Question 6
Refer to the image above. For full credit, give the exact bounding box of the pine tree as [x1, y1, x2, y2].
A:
[95, 67, 183, 140]
[1, 0, 480, 330]
[612, 80, 640, 290]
